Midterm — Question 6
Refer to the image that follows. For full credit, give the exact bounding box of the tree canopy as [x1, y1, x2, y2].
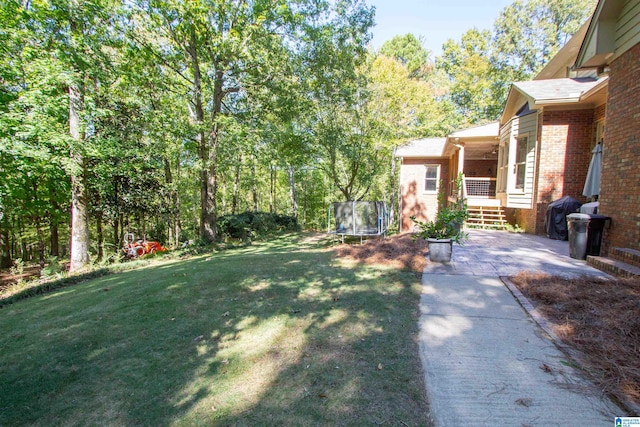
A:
[0, 0, 596, 271]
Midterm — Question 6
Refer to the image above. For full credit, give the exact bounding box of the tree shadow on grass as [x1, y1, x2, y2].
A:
[0, 235, 431, 426]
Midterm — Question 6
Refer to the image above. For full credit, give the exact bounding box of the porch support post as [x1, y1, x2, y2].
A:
[455, 142, 465, 176]
[454, 142, 465, 199]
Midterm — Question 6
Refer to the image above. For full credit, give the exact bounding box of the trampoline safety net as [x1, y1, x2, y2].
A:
[328, 201, 389, 240]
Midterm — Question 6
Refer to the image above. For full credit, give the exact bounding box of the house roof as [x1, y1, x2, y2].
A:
[449, 122, 499, 139]
[513, 77, 607, 104]
[500, 76, 609, 123]
[396, 138, 447, 158]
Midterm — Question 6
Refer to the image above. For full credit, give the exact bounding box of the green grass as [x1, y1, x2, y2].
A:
[0, 234, 430, 426]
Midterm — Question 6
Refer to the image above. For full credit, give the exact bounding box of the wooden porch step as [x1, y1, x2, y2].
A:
[465, 205, 508, 230]
[609, 247, 640, 268]
[468, 213, 505, 219]
[587, 255, 640, 278]
[466, 222, 508, 229]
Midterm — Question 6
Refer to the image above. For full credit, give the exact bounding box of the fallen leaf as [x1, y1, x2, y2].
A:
[318, 393, 327, 398]
[515, 398, 533, 407]
[540, 364, 553, 373]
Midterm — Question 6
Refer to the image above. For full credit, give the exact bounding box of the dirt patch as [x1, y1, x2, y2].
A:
[510, 272, 640, 411]
[0, 265, 41, 291]
[333, 233, 428, 274]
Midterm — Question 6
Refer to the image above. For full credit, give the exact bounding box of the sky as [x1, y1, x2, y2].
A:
[365, 0, 514, 57]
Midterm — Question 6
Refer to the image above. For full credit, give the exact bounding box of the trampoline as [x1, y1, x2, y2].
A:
[327, 201, 389, 243]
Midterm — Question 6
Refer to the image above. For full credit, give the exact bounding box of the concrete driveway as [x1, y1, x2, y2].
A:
[419, 230, 625, 425]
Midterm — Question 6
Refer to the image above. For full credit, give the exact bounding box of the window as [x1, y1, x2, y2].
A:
[424, 165, 439, 193]
[514, 136, 529, 190]
[497, 141, 509, 192]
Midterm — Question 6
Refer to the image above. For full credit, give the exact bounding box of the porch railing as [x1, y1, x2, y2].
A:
[464, 177, 497, 198]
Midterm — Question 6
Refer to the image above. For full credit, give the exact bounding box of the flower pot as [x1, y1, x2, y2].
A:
[427, 238, 453, 262]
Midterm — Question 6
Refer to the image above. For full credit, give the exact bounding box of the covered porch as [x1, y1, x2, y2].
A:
[444, 122, 506, 228]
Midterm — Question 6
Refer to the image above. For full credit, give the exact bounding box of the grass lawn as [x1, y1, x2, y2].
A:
[0, 234, 430, 426]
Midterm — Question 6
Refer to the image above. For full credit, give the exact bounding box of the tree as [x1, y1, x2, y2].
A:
[493, 0, 597, 79]
[438, 28, 500, 126]
[379, 33, 432, 79]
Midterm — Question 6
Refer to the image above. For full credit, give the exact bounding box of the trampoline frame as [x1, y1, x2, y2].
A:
[327, 201, 389, 243]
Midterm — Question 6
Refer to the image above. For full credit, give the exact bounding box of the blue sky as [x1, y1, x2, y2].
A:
[366, 0, 513, 56]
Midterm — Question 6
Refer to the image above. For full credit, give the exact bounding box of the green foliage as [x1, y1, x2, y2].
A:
[0, 0, 597, 267]
[217, 211, 300, 240]
[10, 258, 24, 276]
[411, 176, 468, 244]
[41, 256, 63, 278]
[493, 0, 597, 78]
[379, 33, 432, 79]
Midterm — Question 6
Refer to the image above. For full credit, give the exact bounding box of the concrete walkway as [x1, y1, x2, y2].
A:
[419, 230, 624, 425]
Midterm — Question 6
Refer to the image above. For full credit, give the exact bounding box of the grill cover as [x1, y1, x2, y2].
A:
[544, 196, 582, 240]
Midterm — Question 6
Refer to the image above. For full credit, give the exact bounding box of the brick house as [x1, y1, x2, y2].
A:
[396, 138, 448, 232]
[397, 124, 500, 232]
[494, 0, 640, 260]
[399, 0, 639, 268]
[573, 0, 640, 256]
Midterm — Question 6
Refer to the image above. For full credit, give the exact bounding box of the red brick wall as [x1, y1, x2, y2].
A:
[594, 103, 606, 123]
[529, 109, 595, 234]
[599, 42, 640, 251]
[399, 158, 449, 232]
[464, 160, 497, 177]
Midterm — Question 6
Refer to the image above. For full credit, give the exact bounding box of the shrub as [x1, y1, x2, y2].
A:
[217, 211, 299, 239]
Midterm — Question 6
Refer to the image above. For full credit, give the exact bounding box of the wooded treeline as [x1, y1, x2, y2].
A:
[0, 0, 594, 271]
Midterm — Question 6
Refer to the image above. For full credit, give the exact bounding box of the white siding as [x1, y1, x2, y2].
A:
[498, 112, 538, 209]
[616, 0, 640, 55]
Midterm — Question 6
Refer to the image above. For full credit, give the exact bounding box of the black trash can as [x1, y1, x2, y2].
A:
[567, 213, 608, 260]
[585, 214, 608, 256]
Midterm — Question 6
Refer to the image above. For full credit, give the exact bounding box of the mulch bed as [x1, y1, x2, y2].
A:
[333, 233, 428, 275]
[510, 272, 640, 411]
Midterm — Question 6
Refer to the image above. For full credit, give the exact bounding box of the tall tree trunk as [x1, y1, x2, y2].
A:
[187, 27, 213, 242]
[270, 166, 276, 213]
[69, 83, 90, 272]
[164, 158, 179, 248]
[0, 223, 11, 268]
[34, 216, 45, 270]
[251, 156, 258, 212]
[96, 209, 104, 262]
[50, 214, 59, 257]
[232, 153, 242, 215]
[287, 165, 298, 218]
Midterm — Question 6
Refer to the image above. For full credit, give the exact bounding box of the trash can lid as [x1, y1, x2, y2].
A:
[567, 213, 591, 220]
[588, 214, 609, 220]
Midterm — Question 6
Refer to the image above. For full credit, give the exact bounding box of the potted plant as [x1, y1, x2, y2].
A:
[411, 177, 469, 262]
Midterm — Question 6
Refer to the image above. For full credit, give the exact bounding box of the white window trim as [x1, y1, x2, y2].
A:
[497, 141, 509, 193]
[507, 133, 529, 194]
[512, 133, 530, 193]
[423, 164, 440, 194]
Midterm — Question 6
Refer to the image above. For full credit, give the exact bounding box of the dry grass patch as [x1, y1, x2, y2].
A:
[510, 273, 640, 410]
